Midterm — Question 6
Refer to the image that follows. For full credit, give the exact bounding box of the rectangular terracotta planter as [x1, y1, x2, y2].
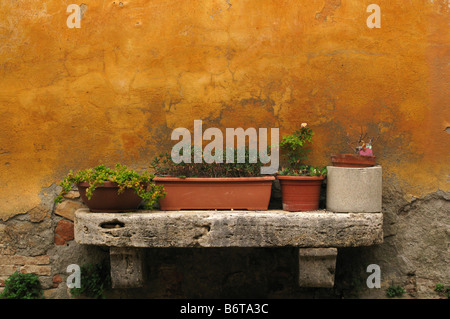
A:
[154, 176, 275, 210]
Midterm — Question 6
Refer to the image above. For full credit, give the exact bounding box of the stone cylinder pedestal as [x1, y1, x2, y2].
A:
[326, 165, 382, 213]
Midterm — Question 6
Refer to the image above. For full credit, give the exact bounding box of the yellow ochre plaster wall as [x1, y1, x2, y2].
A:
[0, 0, 448, 220]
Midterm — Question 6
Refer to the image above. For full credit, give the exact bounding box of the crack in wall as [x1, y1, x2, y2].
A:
[397, 190, 450, 216]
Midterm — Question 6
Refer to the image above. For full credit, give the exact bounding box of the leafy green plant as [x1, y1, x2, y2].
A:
[278, 165, 327, 177]
[0, 271, 44, 299]
[150, 146, 266, 178]
[386, 285, 405, 298]
[435, 283, 445, 292]
[70, 263, 111, 299]
[435, 283, 450, 298]
[278, 123, 326, 177]
[54, 164, 165, 209]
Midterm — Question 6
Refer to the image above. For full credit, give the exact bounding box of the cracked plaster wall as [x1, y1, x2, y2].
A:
[0, 0, 448, 219]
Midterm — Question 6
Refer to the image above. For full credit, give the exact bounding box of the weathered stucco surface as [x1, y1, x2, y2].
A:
[0, 0, 448, 220]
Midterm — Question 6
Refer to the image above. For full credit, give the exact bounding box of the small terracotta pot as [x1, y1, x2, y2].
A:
[331, 154, 376, 168]
[77, 181, 143, 213]
[154, 176, 275, 210]
[277, 175, 324, 212]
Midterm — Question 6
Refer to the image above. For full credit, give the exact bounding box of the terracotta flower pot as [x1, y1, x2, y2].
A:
[153, 176, 275, 210]
[331, 154, 376, 168]
[77, 181, 144, 212]
[277, 175, 324, 212]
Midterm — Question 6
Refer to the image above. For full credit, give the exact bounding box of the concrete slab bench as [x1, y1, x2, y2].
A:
[74, 208, 383, 289]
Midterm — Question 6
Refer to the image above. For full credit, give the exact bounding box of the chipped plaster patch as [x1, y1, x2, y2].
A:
[315, 0, 341, 23]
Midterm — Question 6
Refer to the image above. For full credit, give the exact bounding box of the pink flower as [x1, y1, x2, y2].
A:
[301, 123, 307, 128]
[359, 148, 373, 156]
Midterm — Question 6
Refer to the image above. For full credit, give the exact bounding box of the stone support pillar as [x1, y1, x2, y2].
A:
[109, 247, 144, 288]
[298, 248, 338, 288]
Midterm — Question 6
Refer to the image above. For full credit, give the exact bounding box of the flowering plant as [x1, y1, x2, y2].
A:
[346, 128, 379, 156]
[278, 123, 327, 177]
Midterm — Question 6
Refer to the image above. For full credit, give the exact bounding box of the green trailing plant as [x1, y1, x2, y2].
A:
[0, 271, 44, 299]
[70, 262, 111, 299]
[150, 146, 266, 178]
[278, 123, 327, 177]
[386, 285, 406, 298]
[54, 164, 165, 209]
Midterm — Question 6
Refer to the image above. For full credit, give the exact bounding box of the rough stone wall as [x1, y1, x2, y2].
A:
[0, 185, 108, 298]
[334, 187, 450, 299]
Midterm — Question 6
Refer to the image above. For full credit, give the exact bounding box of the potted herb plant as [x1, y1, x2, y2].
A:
[277, 123, 326, 211]
[330, 129, 378, 167]
[150, 146, 275, 210]
[54, 164, 165, 212]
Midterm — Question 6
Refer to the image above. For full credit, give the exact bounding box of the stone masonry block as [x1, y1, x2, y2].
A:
[0, 255, 49, 266]
[0, 264, 51, 276]
[110, 247, 144, 289]
[298, 248, 338, 288]
[54, 219, 74, 245]
[19, 265, 51, 276]
[0, 265, 17, 276]
[75, 209, 383, 248]
[55, 200, 86, 221]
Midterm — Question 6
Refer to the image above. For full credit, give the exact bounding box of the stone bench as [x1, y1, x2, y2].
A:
[74, 208, 383, 289]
